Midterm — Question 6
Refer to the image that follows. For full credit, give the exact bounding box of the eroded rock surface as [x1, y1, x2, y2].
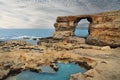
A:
[38, 37, 111, 51]
[54, 10, 120, 47]
[0, 10, 120, 80]
[0, 39, 120, 80]
[0, 50, 95, 80]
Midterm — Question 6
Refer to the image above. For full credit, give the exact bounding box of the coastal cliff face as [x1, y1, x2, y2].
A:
[53, 10, 120, 47]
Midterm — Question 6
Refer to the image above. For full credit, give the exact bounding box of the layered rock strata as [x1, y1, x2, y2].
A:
[53, 10, 120, 47]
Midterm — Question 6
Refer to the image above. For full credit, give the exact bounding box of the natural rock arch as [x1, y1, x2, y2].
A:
[53, 10, 120, 47]
[75, 19, 90, 37]
[53, 15, 93, 38]
[77, 16, 93, 23]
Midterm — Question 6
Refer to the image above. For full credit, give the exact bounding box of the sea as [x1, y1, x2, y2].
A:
[0, 29, 88, 44]
[1, 29, 88, 80]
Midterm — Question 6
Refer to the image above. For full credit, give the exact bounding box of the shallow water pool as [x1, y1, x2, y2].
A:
[15, 63, 86, 80]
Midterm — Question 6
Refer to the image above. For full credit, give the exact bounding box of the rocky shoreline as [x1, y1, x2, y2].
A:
[0, 37, 120, 80]
[0, 10, 120, 80]
[0, 40, 96, 80]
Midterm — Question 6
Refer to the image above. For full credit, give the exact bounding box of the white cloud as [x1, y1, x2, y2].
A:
[0, 0, 119, 29]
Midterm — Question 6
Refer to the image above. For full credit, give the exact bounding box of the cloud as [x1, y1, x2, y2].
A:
[0, 0, 119, 29]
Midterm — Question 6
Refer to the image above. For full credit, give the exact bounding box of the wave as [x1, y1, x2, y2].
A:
[11, 35, 41, 40]
[0, 37, 6, 40]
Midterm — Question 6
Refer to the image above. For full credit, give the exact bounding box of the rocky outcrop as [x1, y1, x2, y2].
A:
[0, 40, 44, 53]
[0, 40, 32, 52]
[0, 38, 120, 80]
[38, 37, 86, 50]
[0, 50, 95, 80]
[38, 37, 111, 51]
[54, 16, 78, 38]
[53, 10, 120, 47]
[0, 40, 31, 47]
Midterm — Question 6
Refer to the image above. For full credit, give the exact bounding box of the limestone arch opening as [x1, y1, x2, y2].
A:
[75, 18, 90, 38]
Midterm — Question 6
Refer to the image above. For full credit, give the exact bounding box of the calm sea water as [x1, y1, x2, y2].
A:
[0, 29, 54, 40]
[0, 29, 54, 44]
[0, 29, 88, 40]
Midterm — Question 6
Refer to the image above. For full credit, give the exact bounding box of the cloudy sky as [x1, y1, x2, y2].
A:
[0, 0, 120, 29]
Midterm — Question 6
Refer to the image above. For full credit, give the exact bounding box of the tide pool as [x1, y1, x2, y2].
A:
[14, 63, 86, 80]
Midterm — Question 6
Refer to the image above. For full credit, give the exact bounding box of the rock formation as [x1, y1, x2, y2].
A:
[53, 10, 120, 47]
[0, 10, 120, 80]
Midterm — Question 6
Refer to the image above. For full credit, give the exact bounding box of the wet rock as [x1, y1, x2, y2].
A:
[32, 38, 37, 40]
[50, 63, 58, 71]
[23, 37, 30, 40]
[41, 65, 56, 73]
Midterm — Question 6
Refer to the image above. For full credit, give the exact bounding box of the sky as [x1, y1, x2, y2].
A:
[0, 0, 120, 29]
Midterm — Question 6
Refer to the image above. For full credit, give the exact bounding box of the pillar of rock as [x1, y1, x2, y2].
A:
[53, 16, 78, 38]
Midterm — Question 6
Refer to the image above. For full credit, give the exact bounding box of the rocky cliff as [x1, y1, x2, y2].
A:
[53, 10, 120, 47]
